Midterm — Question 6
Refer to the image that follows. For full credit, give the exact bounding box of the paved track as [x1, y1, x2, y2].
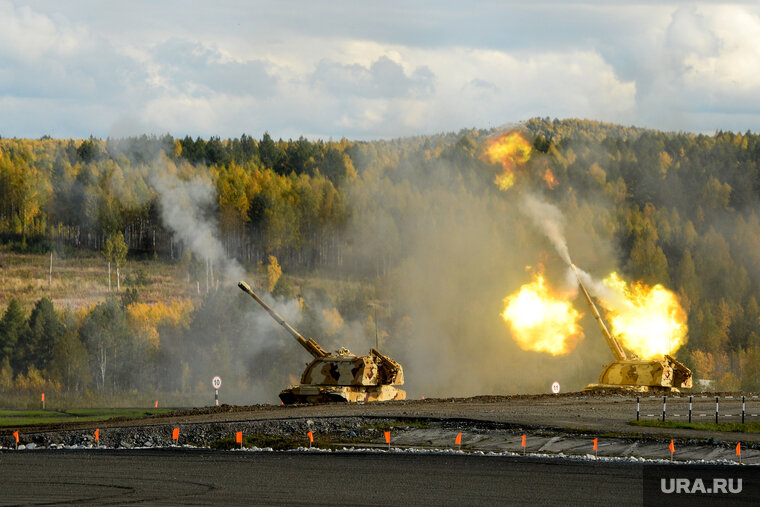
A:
[1, 449, 644, 506]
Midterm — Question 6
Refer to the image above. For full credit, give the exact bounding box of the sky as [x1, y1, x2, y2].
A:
[1, 1, 760, 140]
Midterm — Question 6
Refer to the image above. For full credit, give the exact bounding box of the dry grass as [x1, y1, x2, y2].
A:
[0, 251, 203, 312]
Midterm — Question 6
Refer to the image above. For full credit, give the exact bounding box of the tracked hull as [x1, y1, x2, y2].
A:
[583, 384, 684, 393]
[279, 385, 406, 404]
[583, 355, 692, 392]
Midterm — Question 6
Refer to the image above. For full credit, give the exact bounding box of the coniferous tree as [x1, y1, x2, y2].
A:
[0, 299, 27, 373]
[18, 298, 65, 372]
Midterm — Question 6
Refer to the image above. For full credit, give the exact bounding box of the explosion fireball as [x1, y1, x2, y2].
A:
[598, 272, 688, 359]
[482, 131, 532, 190]
[501, 273, 583, 356]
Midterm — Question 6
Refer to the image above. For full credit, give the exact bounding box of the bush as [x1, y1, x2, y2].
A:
[272, 277, 295, 299]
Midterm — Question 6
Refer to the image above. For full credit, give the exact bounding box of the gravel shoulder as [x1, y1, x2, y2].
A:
[3, 392, 760, 463]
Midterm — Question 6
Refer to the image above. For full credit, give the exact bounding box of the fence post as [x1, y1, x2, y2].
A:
[742, 396, 745, 424]
[689, 396, 692, 423]
[715, 396, 719, 424]
[662, 396, 667, 422]
[637, 396, 640, 421]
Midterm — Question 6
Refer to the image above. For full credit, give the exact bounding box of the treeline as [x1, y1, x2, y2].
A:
[2, 119, 760, 391]
[0, 294, 194, 399]
[0, 274, 391, 406]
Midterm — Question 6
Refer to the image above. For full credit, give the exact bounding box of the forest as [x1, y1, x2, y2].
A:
[2, 117, 760, 406]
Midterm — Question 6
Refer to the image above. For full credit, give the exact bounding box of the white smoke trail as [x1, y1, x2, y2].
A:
[152, 171, 244, 283]
[519, 193, 572, 265]
[568, 265, 621, 305]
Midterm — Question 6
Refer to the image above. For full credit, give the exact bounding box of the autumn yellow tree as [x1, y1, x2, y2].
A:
[266, 255, 282, 292]
[126, 299, 194, 350]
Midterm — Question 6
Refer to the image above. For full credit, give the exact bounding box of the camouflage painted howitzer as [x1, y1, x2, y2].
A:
[238, 281, 406, 404]
[570, 265, 692, 392]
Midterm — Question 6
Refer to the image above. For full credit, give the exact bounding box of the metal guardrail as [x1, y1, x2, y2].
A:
[636, 395, 759, 423]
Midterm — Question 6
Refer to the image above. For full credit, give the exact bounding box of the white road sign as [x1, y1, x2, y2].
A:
[212, 376, 222, 389]
[551, 381, 560, 394]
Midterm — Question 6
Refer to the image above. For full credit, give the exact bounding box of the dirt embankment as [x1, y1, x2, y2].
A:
[4, 392, 760, 455]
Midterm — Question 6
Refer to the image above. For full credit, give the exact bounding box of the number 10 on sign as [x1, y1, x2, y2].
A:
[212, 376, 222, 406]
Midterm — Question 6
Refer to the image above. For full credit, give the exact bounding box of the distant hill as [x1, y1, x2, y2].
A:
[2, 118, 760, 400]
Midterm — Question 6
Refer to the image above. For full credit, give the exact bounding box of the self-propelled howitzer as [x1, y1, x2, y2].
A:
[238, 281, 406, 404]
[570, 265, 692, 392]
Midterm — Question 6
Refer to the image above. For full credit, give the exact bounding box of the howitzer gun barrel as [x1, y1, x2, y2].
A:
[570, 264, 628, 361]
[238, 281, 328, 358]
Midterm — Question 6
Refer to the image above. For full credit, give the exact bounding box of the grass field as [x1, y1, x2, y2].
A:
[630, 419, 760, 433]
[0, 408, 175, 428]
[0, 251, 199, 312]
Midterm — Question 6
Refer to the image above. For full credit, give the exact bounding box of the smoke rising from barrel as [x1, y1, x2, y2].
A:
[152, 171, 244, 283]
[519, 193, 572, 266]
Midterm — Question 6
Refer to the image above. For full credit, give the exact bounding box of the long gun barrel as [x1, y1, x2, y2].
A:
[238, 281, 329, 359]
[570, 264, 628, 361]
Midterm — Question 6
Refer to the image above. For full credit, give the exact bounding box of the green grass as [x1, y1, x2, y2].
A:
[630, 419, 760, 433]
[360, 419, 431, 431]
[0, 408, 174, 428]
[211, 433, 307, 451]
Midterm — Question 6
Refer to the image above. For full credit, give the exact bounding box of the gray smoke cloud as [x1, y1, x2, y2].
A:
[151, 171, 244, 283]
[336, 154, 620, 399]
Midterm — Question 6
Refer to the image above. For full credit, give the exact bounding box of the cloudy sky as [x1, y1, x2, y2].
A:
[2, 1, 759, 140]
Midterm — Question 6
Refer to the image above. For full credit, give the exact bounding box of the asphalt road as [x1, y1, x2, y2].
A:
[3, 449, 758, 506]
[0, 449, 644, 506]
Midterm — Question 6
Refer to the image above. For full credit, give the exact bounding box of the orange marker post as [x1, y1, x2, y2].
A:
[455, 432, 462, 450]
[669, 440, 675, 462]
[236, 431, 243, 449]
[154, 400, 158, 408]
[13, 430, 19, 450]
[736, 442, 741, 465]
[593, 438, 598, 458]
[307, 430, 314, 448]
[384, 430, 391, 450]
[41, 393, 45, 410]
[172, 427, 180, 444]
[94, 429, 100, 443]
[521, 434, 526, 455]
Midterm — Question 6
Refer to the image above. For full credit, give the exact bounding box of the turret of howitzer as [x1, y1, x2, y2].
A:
[569, 265, 692, 392]
[238, 280, 406, 403]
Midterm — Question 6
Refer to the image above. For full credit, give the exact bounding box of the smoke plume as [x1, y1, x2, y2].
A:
[519, 193, 572, 265]
[151, 171, 244, 283]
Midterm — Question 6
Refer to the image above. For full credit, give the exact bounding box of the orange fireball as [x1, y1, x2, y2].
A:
[501, 273, 583, 355]
[598, 273, 688, 359]
[482, 131, 532, 190]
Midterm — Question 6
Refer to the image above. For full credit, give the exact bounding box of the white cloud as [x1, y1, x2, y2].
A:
[682, 6, 760, 95]
[0, 0, 87, 61]
[311, 56, 434, 99]
[629, 4, 760, 131]
[2, 1, 760, 138]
